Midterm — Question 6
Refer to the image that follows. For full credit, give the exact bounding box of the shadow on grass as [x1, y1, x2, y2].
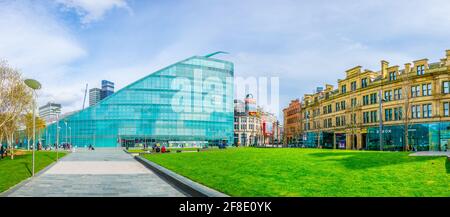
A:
[21, 162, 32, 176]
[309, 151, 437, 170]
[446, 159, 450, 174]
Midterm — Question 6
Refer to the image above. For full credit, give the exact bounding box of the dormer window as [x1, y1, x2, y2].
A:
[416, 65, 425, 75]
[389, 71, 397, 81]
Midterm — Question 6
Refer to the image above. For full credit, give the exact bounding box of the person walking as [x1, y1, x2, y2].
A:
[0, 144, 4, 160]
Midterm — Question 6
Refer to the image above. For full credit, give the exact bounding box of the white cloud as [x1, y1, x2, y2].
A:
[0, 1, 86, 113]
[56, 0, 130, 24]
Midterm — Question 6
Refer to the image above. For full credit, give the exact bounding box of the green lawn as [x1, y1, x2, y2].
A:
[0, 151, 67, 193]
[143, 148, 450, 197]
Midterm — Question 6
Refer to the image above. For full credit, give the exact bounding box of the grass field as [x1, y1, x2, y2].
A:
[0, 151, 67, 193]
[143, 148, 450, 197]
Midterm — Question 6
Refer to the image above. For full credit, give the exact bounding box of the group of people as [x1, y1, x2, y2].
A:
[88, 144, 95, 150]
[152, 144, 167, 153]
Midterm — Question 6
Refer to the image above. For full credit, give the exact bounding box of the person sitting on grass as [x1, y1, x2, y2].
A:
[161, 146, 166, 153]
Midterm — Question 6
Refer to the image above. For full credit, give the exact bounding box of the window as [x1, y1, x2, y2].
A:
[394, 88, 402, 100]
[443, 81, 449, 94]
[361, 78, 368, 88]
[384, 90, 393, 102]
[336, 102, 340, 112]
[341, 101, 346, 110]
[370, 111, 377, 123]
[416, 65, 425, 75]
[341, 85, 347, 94]
[328, 105, 332, 113]
[412, 105, 421, 119]
[363, 112, 369, 123]
[411, 85, 420, 98]
[394, 107, 403, 121]
[336, 117, 340, 127]
[351, 81, 357, 91]
[389, 72, 397, 81]
[351, 98, 357, 107]
[422, 83, 432, 96]
[363, 95, 369, 105]
[423, 104, 432, 118]
[323, 106, 327, 114]
[385, 108, 393, 121]
[444, 102, 449, 117]
[370, 93, 377, 104]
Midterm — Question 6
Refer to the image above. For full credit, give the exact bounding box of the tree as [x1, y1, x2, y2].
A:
[23, 113, 46, 150]
[401, 66, 415, 151]
[0, 60, 33, 159]
[347, 101, 360, 150]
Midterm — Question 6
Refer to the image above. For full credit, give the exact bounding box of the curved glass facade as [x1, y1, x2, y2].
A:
[43, 56, 234, 148]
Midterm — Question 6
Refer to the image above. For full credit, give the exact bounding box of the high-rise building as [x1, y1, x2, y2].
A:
[298, 49, 450, 151]
[39, 102, 61, 123]
[101, 80, 114, 100]
[44, 53, 234, 148]
[89, 88, 101, 106]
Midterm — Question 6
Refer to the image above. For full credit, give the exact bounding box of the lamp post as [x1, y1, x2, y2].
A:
[24, 79, 41, 177]
[50, 108, 60, 161]
[64, 120, 68, 149]
[69, 127, 72, 147]
[57, 126, 60, 161]
[378, 90, 386, 151]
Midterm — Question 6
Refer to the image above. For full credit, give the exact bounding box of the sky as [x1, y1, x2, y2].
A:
[1, 0, 450, 119]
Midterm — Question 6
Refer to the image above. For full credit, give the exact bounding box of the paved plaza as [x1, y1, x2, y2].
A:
[7, 149, 185, 197]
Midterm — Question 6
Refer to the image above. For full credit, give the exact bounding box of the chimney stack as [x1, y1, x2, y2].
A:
[446, 50, 450, 66]
[404, 63, 411, 74]
[381, 60, 389, 78]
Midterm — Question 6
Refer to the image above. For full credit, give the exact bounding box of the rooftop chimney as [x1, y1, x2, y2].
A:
[381, 60, 389, 78]
[446, 50, 450, 66]
[404, 63, 411, 74]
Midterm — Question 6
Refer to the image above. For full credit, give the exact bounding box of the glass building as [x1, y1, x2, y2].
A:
[366, 122, 450, 151]
[43, 54, 234, 148]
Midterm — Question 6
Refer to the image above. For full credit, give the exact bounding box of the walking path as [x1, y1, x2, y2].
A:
[409, 151, 450, 157]
[7, 149, 185, 197]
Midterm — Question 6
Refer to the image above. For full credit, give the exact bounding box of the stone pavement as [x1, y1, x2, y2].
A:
[7, 149, 185, 197]
[409, 151, 450, 157]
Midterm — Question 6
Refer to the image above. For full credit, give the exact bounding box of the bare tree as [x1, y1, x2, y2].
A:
[401, 68, 415, 151]
[23, 113, 46, 150]
[0, 60, 33, 159]
[346, 101, 360, 150]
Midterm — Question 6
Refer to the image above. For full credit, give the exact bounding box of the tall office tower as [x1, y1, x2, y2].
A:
[89, 88, 101, 106]
[39, 102, 62, 123]
[101, 80, 115, 100]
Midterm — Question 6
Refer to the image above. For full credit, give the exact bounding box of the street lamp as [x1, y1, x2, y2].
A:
[57, 126, 61, 161]
[378, 90, 387, 151]
[24, 79, 41, 177]
[64, 120, 68, 149]
[69, 127, 72, 147]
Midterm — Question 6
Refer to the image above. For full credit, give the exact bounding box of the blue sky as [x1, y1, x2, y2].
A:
[1, 0, 450, 118]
